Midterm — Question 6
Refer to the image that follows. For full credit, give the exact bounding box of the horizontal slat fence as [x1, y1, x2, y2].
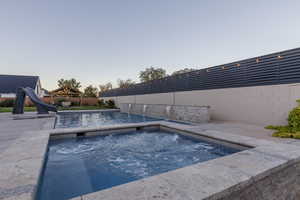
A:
[101, 47, 300, 97]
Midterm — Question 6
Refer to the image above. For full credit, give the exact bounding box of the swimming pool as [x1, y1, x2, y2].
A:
[55, 111, 162, 128]
[37, 129, 240, 200]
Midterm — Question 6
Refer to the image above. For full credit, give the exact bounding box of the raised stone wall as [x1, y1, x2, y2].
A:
[102, 83, 300, 126]
[217, 161, 300, 200]
[119, 103, 210, 123]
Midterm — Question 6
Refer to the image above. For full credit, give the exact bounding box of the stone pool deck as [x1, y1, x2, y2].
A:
[0, 113, 55, 200]
[1, 112, 300, 200]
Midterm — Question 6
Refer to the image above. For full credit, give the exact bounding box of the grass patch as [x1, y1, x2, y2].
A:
[0, 107, 37, 113]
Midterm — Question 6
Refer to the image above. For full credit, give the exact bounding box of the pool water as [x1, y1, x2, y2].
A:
[37, 130, 240, 200]
[55, 111, 162, 128]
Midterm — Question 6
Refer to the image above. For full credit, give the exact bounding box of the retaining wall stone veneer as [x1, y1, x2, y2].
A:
[119, 103, 210, 123]
[218, 162, 300, 200]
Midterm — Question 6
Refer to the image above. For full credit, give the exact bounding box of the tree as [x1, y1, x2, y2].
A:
[139, 67, 167, 82]
[99, 82, 113, 93]
[83, 85, 98, 97]
[51, 78, 82, 97]
[117, 79, 135, 88]
[58, 78, 81, 90]
[172, 68, 196, 75]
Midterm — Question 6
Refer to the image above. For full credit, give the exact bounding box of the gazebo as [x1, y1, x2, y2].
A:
[50, 87, 82, 97]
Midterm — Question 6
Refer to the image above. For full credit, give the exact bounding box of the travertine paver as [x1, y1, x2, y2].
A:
[0, 114, 53, 153]
[0, 113, 55, 200]
[2, 111, 300, 200]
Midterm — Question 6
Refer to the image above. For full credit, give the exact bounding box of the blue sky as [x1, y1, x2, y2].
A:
[1, 0, 300, 90]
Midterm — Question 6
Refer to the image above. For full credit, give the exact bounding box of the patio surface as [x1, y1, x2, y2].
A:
[190, 120, 300, 144]
[0, 113, 54, 152]
[1, 112, 300, 200]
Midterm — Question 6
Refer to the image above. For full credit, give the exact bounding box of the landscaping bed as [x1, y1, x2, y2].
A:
[266, 100, 300, 138]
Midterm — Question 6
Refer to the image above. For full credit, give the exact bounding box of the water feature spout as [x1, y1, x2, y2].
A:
[128, 104, 132, 114]
[142, 105, 148, 116]
[165, 105, 171, 118]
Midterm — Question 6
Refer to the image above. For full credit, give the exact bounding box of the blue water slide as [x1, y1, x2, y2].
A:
[13, 87, 57, 114]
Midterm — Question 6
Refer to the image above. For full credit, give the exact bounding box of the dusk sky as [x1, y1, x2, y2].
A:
[1, 0, 300, 90]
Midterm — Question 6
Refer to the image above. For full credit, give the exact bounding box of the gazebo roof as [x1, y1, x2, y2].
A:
[50, 87, 82, 97]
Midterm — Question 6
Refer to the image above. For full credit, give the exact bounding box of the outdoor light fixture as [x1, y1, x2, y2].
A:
[256, 58, 260, 63]
[236, 63, 241, 67]
[222, 66, 226, 70]
[277, 55, 283, 59]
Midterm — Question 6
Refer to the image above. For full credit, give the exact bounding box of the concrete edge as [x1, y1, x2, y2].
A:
[57, 109, 120, 113]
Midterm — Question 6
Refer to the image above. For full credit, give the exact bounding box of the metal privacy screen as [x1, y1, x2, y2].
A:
[101, 47, 300, 97]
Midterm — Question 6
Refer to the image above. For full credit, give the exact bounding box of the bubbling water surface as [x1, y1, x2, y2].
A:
[37, 130, 240, 200]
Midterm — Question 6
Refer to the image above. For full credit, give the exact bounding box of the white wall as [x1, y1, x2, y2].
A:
[0, 93, 16, 98]
[135, 93, 174, 105]
[101, 83, 300, 126]
[35, 78, 43, 97]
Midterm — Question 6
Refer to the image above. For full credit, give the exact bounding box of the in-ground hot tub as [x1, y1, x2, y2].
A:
[36, 126, 244, 200]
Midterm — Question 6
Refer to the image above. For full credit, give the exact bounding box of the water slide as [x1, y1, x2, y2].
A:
[13, 87, 57, 114]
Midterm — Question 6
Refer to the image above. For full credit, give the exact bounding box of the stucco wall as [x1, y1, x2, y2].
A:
[101, 83, 300, 126]
[135, 93, 174, 105]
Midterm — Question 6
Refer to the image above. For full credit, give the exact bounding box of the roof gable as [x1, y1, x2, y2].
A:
[50, 87, 82, 97]
[0, 75, 39, 94]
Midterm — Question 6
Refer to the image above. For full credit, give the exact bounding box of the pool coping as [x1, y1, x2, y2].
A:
[2, 121, 300, 200]
[57, 108, 120, 113]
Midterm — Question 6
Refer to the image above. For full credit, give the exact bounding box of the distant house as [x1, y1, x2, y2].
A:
[41, 88, 51, 97]
[0, 75, 43, 98]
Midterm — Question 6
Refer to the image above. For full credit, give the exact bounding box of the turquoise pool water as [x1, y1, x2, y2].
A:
[37, 129, 240, 200]
[55, 111, 162, 128]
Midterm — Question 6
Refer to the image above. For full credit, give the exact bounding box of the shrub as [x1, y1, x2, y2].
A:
[0, 99, 15, 107]
[105, 99, 116, 108]
[288, 106, 300, 132]
[54, 98, 66, 106]
[71, 101, 80, 106]
[98, 99, 105, 107]
[266, 100, 300, 138]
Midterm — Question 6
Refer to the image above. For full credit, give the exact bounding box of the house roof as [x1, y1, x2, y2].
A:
[0, 75, 39, 93]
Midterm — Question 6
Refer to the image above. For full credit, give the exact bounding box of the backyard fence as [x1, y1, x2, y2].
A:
[42, 97, 99, 106]
[0, 97, 99, 107]
[101, 47, 300, 97]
